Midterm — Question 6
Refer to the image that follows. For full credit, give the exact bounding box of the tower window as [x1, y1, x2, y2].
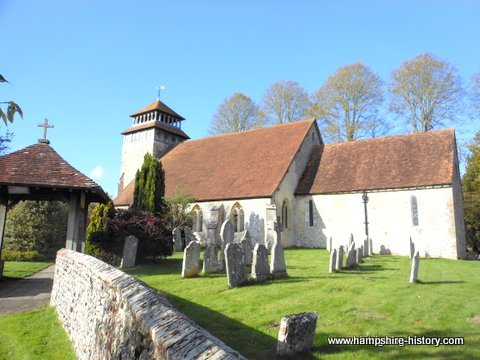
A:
[230, 202, 244, 232]
[309, 199, 314, 227]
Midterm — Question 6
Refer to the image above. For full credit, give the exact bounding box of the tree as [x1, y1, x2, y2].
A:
[0, 74, 23, 125]
[208, 93, 263, 135]
[132, 153, 165, 215]
[470, 72, 480, 116]
[85, 202, 115, 257]
[310, 62, 385, 142]
[3, 201, 68, 259]
[463, 131, 480, 253]
[261, 80, 310, 124]
[165, 184, 196, 230]
[389, 53, 464, 132]
[0, 129, 12, 155]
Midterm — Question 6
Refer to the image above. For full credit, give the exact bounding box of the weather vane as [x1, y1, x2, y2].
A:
[37, 118, 54, 144]
[156, 85, 166, 100]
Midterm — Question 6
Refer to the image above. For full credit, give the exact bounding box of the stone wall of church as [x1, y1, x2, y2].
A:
[51, 249, 245, 360]
[273, 124, 321, 247]
[191, 198, 271, 244]
[295, 187, 465, 259]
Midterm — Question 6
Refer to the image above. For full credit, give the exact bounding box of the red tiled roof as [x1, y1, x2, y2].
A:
[130, 100, 185, 120]
[121, 121, 190, 139]
[295, 129, 456, 195]
[114, 119, 317, 205]
[0, 143, 108, 199]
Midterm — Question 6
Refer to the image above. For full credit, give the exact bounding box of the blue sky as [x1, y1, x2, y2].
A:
[1, 0, 479, 197]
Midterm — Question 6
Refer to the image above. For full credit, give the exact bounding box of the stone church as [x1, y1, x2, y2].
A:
[114, 99, 466, 260]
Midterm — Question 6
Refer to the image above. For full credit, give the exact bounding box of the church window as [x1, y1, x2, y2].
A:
[309, 200, 314, 227]
[192, 205, 203, 232]
[411, 195, 419, 226]
[282, 200, 288, 229]
[230, 202, 244, 232]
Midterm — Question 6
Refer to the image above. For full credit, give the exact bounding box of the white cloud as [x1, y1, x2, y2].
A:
[90, 165, 104, 180]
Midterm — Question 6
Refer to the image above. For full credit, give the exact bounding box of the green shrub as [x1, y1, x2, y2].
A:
[1, 250, 44, 261]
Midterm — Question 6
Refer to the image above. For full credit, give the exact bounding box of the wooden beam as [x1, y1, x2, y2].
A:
[66, 191, 88, 253]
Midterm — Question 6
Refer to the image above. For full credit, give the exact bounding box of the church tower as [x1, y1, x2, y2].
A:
[119, 99, 189, 192]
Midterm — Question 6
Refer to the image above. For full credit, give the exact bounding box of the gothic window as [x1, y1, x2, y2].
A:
[309, 199, 314, 227]
[282, 200, 288, 229]
[230, 202, 244, 232]
[411, 195, 419, 226]
[192, 205, 203, 232]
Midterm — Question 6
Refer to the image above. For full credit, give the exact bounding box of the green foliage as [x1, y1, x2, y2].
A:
[4, 201, 68, 260]
[463, 131, 480, 252]
[85, 202, 115, 257]
[1, 250, 44, 262]
[165, 185, 196, 230]
[132, 153, 166, 215]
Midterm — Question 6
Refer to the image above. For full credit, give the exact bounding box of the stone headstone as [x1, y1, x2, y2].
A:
[346, 242, 356, 268]
[356, 247, 363, 264]
[349, 233, 354, 247]
[363, 239, 368, 257]
[203, 243, 223, 274]
[369, 237, 373, 255]
[410, 250, 420, 283]
[181, 241, 201, 278]
[241, 230, 253, 265]
[329, 248, 337, 273]
[252, 243, 271, 282]
[172, 227, 183, 252]
[270, 230, 288, 279]
[329, 236, 333, 252]
[410, 237, 415, 259]
[184, 227, 194, 246]
[336, 246, 344, 270]
[220, 220, 234, 262]
[120, 235, 139, 268]
[225, 242, 247, 288]
[206, 227, 217, 244]
[276, 312, 318, 356]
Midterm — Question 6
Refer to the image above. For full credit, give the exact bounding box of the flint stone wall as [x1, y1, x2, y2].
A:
[51, 249, 245, 360]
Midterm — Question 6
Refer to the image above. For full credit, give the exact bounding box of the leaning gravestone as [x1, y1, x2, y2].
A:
[172, 227, 183, 252]
[225, 242, 247, 288]
[410, 237, 415, 259]
[270, 226, 288, 279]
[349, 233, 354, 247]
[409, 250, 420, 283]
[181, 241, 201, 278]
[252, 243, 270, 282]
[329, 248, 337, 273]
[240, 230, 253, 265]
[346, 242, 355, 268]
[220, 220, 234, 263]
[120, 235, 139, 268]
[203, 243, 223, 274]
[336, 246, 344, 270]
[369, 238, 373, 255]
[276, 312, 318, 356]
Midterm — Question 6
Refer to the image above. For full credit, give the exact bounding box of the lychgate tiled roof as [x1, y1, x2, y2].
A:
[130, 100, 185, 120]
[295, 129, 456, 195]
[114, 119, 317, 205]
[0, 143, 107, 196]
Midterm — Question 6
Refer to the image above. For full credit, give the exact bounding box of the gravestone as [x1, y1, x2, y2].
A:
[270, 223, 288, 278]
[184, 227, 194, 247]
[203, 243, 223, 274]
[220, 220, 234, 263]
[349, 233, 354, 247]
[120, 235, 139, 268]
[240, 230, 253, 265]
[329, 248, 337, 273]
[172, 227, 183, 252]
[346, 242, 355, 268]
[363, 239, 368, 257]
[409, 250, 420, 283]
[181, 241, 201, 278]
[276, 312, 318, 356]
[409, 237, 415, 259]
[225, 242, 247, 287]
[356, 247, 363, 264]
[369, 238, 373, 255]
[329, 236, 333, 252]
[336, 246, 344, 270]
[252, 243, 271, 282]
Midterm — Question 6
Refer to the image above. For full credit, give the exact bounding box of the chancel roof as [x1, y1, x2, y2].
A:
[114, 119, 317, 205]
[0, 142, 108, 201]
[295, 129, 457, 195]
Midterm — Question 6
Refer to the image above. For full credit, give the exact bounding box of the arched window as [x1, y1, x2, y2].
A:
[410, 195, 419, 226]
[282, 200, 288, 229]
[192, 205, 203, 232]
[309, 199, 314, 227]
[230, 202, 244, 232]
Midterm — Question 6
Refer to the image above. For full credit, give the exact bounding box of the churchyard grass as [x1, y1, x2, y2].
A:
[1, 261, 52, 279]
[0, 307, 75, 360]
[126, 249, 480, 359]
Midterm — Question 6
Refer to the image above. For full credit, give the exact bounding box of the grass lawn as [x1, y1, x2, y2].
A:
[0, 307, 75, 360]
[126, 249, 480, 359]
[1, 261, 52, 280]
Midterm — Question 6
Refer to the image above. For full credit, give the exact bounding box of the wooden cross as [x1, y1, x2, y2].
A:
[37, 118, 54, 143]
